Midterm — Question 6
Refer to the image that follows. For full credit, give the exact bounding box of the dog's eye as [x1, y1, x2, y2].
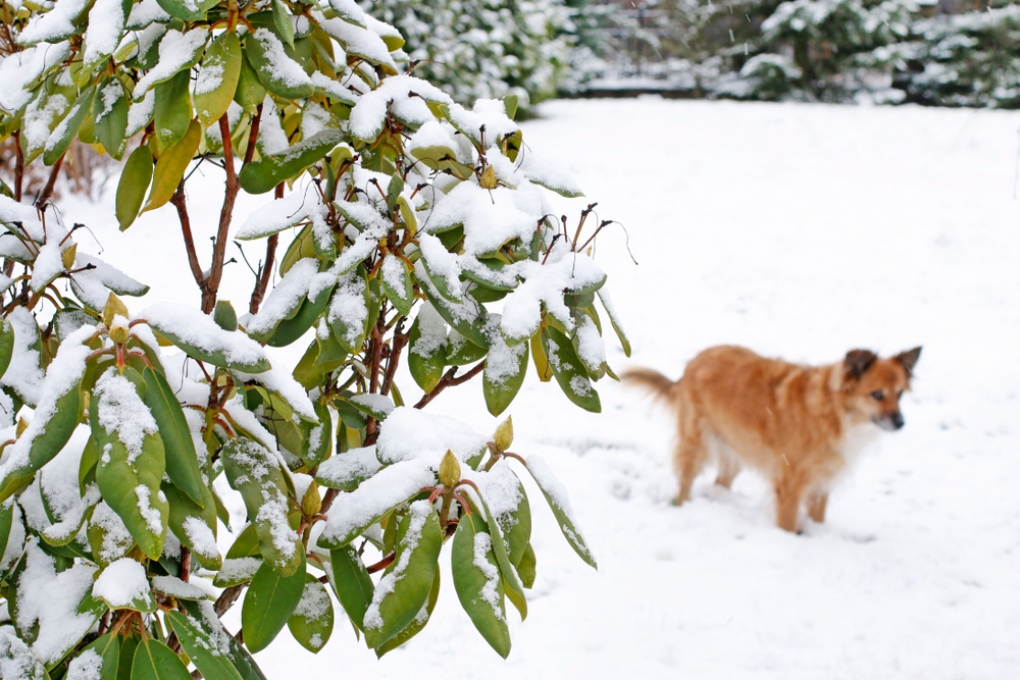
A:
[871, 391, 885, 401]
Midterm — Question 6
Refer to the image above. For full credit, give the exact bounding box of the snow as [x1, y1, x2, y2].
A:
[1, 326, 93, 481]
[217, 557, 262, 584]
[350, 393, 395, 417]
[94, 368, 157, 464]
[0, 626, 45, 680]
[293, 581, 331, 622]
[82, 0, 126, 67]
[0, 307, 44, 406]
[0, 42, 71, 114]
[89, 501, 134, 564]
[182, 516, 219, 560]
[126, 0, 170, 29]
[251, 28, 313, 90]
[141, 302, 270, 369]
[315, 446, 382, 489]
[348, 74, 452, 141]
[133, 28, 208, 97]
[375, 407, 488, 466]
[313, 10, 397, 74]
[152, 575, 214, 600]
[92, 557, 150, 609]
[327, 271, 369, 345]
[418, 232, 463, 300]
[16, 0, 85, 45]
[363, 499, 432, 631]
[65, 648, 103, 680]
[317, 458, 436, 547]
[472, 532, 503, 621]
[245, 99, 1020, 677]
[247, 258, 318, 337]
[14, 539, 98, 665]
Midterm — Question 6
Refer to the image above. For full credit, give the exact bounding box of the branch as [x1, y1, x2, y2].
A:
[248, 182, 282, 315]
[12, 129, 24, 202]
[380, 323, 407, 397]
[213, 584, 245, 618]
[35, 153, 65, 208]
[201, 114, 240, 313]
[170, 181, 206, 291]
[413, 361, 485, 410]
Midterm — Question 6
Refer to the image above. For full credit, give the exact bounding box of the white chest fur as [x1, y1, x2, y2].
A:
[839, 421, 881, 469]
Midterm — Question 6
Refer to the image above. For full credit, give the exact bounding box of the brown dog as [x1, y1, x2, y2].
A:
[624, 345, 921, 532]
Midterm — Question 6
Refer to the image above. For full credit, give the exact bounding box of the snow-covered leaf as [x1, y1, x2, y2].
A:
[452, 510, 510, 658]
[142, 302, 271, 373]
[287, 576, 334, 653]
[93, 557, 156, 612]
[541, 325, 600, 413]
[238, 129, 345, 195]
[362, 501, 442, 649]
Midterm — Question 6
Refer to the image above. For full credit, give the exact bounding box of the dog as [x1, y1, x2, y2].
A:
[624, 345, 921, 532]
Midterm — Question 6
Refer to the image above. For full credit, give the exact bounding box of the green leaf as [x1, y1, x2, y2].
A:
[597, 289, 630, 357]
[523, 456, 597, 569]
[329, 546, 373, 630]
[287, 575, 334, 653]
[221, 438, 302, 575]
[131, 639, 192, 680]
[271, 0, 296, 48]
[407, 314, 445, 393]
[144, 305, 270, 373]
[196, 32, 243, 128]
[245, 29, 313, 100]
[213, 300, 238, 332]
[163, 482, 221, 570]
[483, 334, 528, 417]
[242, 553, 307, 653]
[363, 501, 442, 649]
[0, 319, 13, 381]
[154, 0, 216, 21]
[300, 399, 332, 467]
[471, 493, 527, 621]
[238, 129, 344, 195]
[166, 611, 244, 680]
[154, 69, 194, 149]
[379, 256, 414, 317]
[116, 146, 154, 231]
[234, 51, 267, 111]
[143, 120, 201, 213]
[142, 366, 206, 508]
[518, 543, 536, 588]
[541, 325, 601, 413]
[266, 280, 334, 348]
[452, 510, 511, 658]
[419, 268, 490, 349]
[0, 361, 84, 504]
[94, 78, 129, 159]
[91, 368, 168, 560]
[75, 633, 120, 680]
[374, 569, 439, 658]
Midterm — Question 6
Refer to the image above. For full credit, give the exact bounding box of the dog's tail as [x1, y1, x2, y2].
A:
[621, 366, 678, 406]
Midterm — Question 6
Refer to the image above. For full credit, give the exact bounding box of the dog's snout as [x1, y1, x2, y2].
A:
[891, 412, 904, 430]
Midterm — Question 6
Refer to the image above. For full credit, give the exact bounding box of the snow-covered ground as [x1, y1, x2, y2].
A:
[66, 98, 1020, 678]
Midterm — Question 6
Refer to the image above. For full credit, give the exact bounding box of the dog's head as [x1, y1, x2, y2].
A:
[841, 347, 922, 431]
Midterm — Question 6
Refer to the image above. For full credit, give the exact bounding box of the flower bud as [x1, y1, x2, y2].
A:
[103, 292, 129, 329]
[108, 315, 130, 345]
[479, 165, 498, 190]
[438, 449, 461, 489]
[493, 415, 513, 452]
[301, 481, 322, 517]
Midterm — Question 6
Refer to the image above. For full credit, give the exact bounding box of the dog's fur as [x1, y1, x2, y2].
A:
[624, 345, 921, 532]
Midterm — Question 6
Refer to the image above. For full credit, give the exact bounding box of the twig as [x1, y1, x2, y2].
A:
[414, 361, 485, 409]
[35, 153, 65, 208]
[380, 323, 407, 396]
[201, 114, 240, 313]
[248, 182, 281, 314]
[213, 584, 245, 618]
[171, 181, 206, 291]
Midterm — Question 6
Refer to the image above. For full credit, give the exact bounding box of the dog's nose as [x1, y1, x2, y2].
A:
[891, 412, 904, 430]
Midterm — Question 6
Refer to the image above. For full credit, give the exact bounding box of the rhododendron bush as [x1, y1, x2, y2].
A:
[0, 0, 629, 676]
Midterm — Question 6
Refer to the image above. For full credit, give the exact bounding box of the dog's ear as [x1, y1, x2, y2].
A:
[894, 346, 922, 377]
[844, 349, 877, 380]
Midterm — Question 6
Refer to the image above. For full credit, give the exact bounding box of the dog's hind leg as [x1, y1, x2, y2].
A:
[807, 491, 829, 523]
[673, 416, 708, 506]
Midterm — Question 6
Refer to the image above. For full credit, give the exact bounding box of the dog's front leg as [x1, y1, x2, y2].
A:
[773, 473, 806, 533]
[807, 492, 829, 523]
